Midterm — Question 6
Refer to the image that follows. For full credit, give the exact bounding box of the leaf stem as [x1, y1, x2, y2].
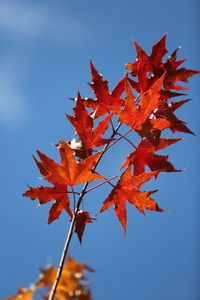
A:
[48, 121, 122, 300]
[105, 127, 132, 152]
[84, 175, 117, 194]
[67, 191, 80, 195]
[115, 132, 136, 149]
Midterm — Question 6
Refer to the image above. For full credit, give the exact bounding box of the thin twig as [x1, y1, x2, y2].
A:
[105, 127, 132, 152]
[115, 132, 136, 149]
[107, 180, 116, 188]
[71, 185, 76, 213]
[110, 118, 115, 133]
[48, 121, 122, 300]
[84, 175, 117, 194]
[67, 191, 80, 195]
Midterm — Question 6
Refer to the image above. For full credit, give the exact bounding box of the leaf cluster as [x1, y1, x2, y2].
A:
[4, 256, 94, 300]
[23, 35, 198, 238]
[3, 34, 198, 300]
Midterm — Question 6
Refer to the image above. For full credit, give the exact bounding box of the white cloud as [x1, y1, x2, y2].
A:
[0, 2, 87, 45]
[0, 2, 48, 38]
[0, 2, 88, 126]
[0, 58, 26, 126]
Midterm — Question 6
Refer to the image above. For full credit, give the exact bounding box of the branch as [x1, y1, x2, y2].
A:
[48, 121, 122, 300]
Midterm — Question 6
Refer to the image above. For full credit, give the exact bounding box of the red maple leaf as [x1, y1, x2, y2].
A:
[23, 141, 104, 224]
[81, 60, 125, 118]
[128, 76, 187, 101]
[135, 118, 170, 144]
[66, 92, 114, 159]
[24, 185, 72, 224]
[121, 138, 182, 175]
[163, 48, 199, 90]
[126, 35, 167, 77]
[126, 34, 199, 91]
[75, 210, 96, 243]
[99, 166, 163, 233]
[135, 98, 193, 144]
[115, 75, 165, 130]
[154, 99, 194, 135]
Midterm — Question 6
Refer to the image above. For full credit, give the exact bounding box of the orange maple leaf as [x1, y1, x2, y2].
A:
[24, 185, 72, 224]
[37, 265, 57, 288]
[37, 256, 94, 300]
[23, 141, 104, 224]
[4, 287, 35, 300]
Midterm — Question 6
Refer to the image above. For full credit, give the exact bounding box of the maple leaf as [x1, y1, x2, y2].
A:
[99, 166, 163, 233]
[131, 35, 167, 93]
[154, 99, 194, 135]
[37, 266, 57, 288]
[135, 99, 193, 143]
[135, 118, 170, 145]
[115, 75, 165, 130]
[37, 256, 94, 300]
[121, 138, 182, 175]
[75, 210, 96, 243]
[4, 287, 35, 300]
[23, 141, 104, 224]
[128, 75, 186, 100]
[65, 255, 95, 275]
[42, 141, 104, 186]
[66, 92, 114, 159]
[126, 34, 167, 77]
[163, 49, 199, 90]
[126, 35, 199, 91]
[81, 60, 125, 118]
[24, 185, 72, 224]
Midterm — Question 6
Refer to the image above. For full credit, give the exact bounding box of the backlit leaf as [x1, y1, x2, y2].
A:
[99, 166, 162, 233]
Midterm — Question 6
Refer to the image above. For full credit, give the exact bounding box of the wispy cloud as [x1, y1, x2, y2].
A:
[0, 2, 87, 45]
[0, 2, 88, 126]
[0, 57, 26, 127]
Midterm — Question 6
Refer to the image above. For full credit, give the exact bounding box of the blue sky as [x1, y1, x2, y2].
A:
[0, 0, 199, 299]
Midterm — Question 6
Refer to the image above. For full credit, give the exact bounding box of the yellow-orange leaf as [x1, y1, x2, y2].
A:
[4, 287, 35, 300]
